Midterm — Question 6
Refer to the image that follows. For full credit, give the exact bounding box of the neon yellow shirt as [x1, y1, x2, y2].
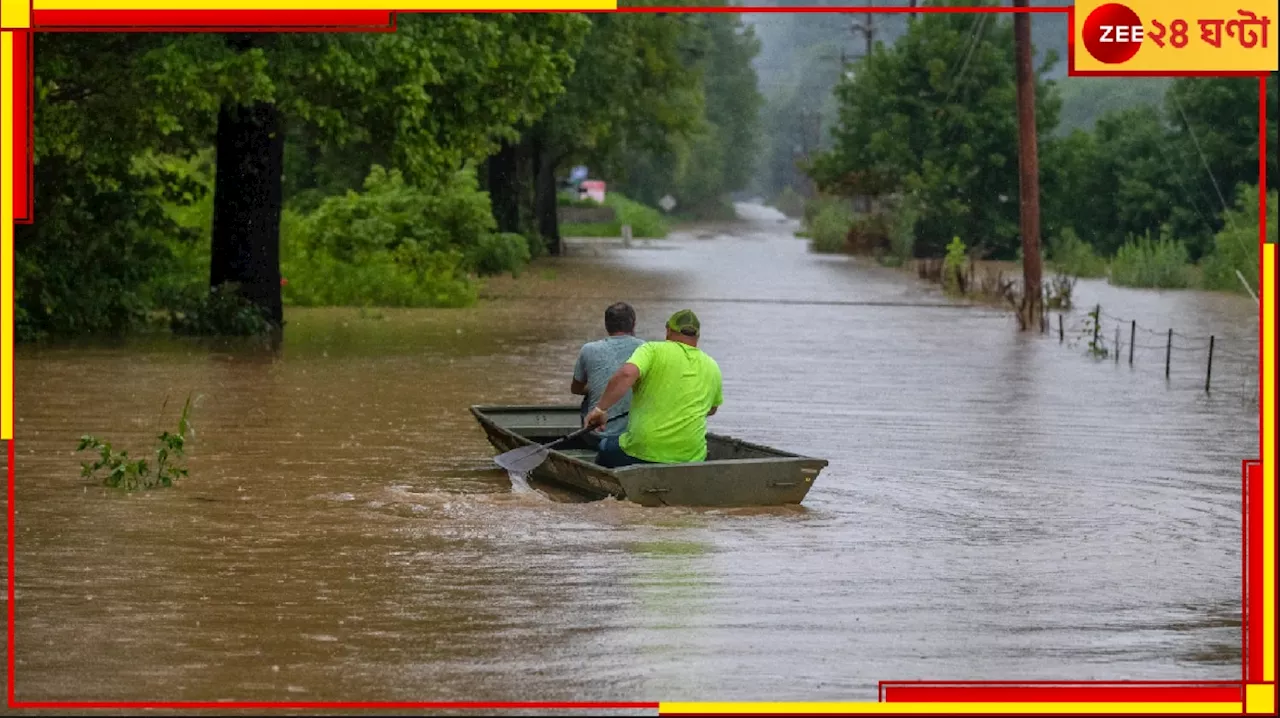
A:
[618, 340, 723, 463]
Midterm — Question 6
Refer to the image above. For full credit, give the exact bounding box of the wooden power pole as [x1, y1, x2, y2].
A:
[1012, 0, 1043, 331]
[851, 4, 876, 59]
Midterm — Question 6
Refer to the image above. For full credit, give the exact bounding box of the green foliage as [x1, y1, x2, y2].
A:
[280, 14, 590, 194]
[805, 197, 854, 253]
[16, 35, 246, 340]
[773, 186, 805, 219]
[469, 233, 533, 277]
[1081, 305, 1109, 358]
[885, 194, 922, 265]
[943, 236, 967, 293]
[19, 15, 590, 340]
[561, 194, 670, 238]
[610, 194, 669, 238]
[808, 0, 1061, 258]
[1043, 75, 1277, 268]
[169, 283, 274, 336]
[1200, 184, 1275, 293]
[1109, 231, 1193, 289]
[539, 6, 705, 171]
[614, 8, 764, 217]
[1055, 77, 1172, 134]
[78, 395, 194, 491]
[1047, 227, 1107, 278]
[281, 166, 497, 307]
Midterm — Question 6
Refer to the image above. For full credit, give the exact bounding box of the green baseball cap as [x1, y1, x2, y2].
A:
[666, 309, 700, 336]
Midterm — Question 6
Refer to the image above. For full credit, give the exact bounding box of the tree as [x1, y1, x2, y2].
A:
[615, 10, 764, 217]
[1042, 75, 1276, 262]
[18, 15, 588, 338]
[1162, 74, 1278, 256]
[489, 4, 704, 252]
[809, 0, 1061, 258]
[17, 33, 265, 339]
[208, 16, 588, 326]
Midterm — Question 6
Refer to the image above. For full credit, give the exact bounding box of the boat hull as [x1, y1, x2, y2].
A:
[471, 405, 828, 507]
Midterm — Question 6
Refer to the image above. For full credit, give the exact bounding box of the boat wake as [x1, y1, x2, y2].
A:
[506, 471, 538, 495]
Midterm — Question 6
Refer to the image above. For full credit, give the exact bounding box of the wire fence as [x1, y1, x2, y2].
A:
[1049, 303, 1260, 407]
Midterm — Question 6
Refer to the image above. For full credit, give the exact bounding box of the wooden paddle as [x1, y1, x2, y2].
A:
[493, 411, 629, 475]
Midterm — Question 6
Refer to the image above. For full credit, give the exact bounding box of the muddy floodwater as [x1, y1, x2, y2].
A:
[4, 205, 1259, 705]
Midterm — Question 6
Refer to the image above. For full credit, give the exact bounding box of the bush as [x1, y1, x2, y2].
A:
[169, 283, 274, 336]
[773, 186, 805, 218]
[280, 165, 512, 307]
[1199, 184, 1274, 293]
[468, 232, 532, 277]
[886, 193, 921, 265]
[943, 236, 967, 293]
[806, 197, 855, 253]
[1109, 231, 1192, 288]
[1048, 227, 1108, 278]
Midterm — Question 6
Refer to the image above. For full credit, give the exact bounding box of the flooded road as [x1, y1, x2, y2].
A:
[5, 204, 1258, 704]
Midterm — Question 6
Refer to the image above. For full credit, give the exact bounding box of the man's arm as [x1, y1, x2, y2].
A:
[708, 367, 723, 417]
[571, 349, 589, 395]
[584, 363, 640, 429]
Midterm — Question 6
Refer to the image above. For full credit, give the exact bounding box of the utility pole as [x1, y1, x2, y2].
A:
[1012, 0, 1043, 331]
[851, 3, 876, 58]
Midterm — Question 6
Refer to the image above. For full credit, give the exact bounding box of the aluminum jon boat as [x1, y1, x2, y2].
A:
[470, 405, 828, 507]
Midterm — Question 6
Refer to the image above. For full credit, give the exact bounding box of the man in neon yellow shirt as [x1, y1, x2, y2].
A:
[584, 309, 723, 467]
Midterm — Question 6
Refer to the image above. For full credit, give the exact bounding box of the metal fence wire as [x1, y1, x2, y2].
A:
[1053, 304, 1260, 406]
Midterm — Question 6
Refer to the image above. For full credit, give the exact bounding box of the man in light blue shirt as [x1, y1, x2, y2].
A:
[572, 302, 645, 438]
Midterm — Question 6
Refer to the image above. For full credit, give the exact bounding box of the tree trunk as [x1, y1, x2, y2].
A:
[210, 98, 285, 328]
[1013, 0, 1043, 331]
[487, 138, 522, 234]
[531, 132, 561, 256]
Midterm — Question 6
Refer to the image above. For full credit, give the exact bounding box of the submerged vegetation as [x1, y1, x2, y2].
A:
[78, 396, 195, 491]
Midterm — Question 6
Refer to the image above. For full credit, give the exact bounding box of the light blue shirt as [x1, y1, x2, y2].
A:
[574, 334, 646, 437]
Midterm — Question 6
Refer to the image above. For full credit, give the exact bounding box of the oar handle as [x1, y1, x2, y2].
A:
[550, 410, 630, 448]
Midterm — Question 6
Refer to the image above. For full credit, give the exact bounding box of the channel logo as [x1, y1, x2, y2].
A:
[1071, 0, 1277, 74]
[1081, 3, 1146, 64]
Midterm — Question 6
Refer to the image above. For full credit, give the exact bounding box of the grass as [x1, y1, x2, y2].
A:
[1047, 227, 1108, 278]
[560, 193, 669, 238]
[1108, 232, 1193, 289]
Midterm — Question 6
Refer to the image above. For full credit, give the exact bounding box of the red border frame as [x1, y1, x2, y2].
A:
[3, 3, 1272, 712]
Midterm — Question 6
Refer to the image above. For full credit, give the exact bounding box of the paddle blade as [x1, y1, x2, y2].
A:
[493, 442, 550, 474]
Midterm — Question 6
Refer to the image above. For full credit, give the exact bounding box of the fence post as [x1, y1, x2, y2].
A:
[1058, 314, 1064, 343]
[1115, 326, 1120, 363]
[1165, 328, 1173, 378]
[1129, 320, 1136, 365]
[1093, 304, 1101, 346]
[1205, 335, 1215, 392]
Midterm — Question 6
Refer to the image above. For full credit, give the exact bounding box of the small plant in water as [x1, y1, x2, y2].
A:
[942, 236, 967, 294]
[77, 395, 195, 491]
[1080, 306, 1109, 359]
